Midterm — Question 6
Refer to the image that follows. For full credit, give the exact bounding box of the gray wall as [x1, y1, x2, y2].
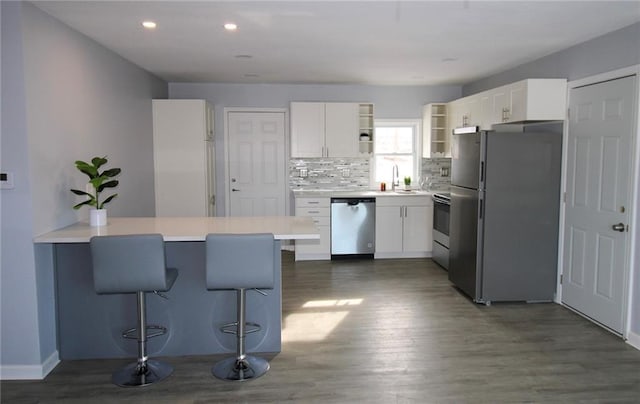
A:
[0, 2, 167, 376]
[463, 22, 640, 95]
[464, 22, 640, 341]
[169, 83, 461, 213]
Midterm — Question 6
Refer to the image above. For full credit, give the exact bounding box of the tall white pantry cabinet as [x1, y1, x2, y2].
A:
[152, 99, 216, 217]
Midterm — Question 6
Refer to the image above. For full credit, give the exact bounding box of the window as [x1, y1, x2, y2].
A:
[373, 119, 421, 186]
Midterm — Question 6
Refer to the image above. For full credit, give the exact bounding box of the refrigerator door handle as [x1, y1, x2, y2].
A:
[479, 199, 483, 219]
[480, 161, 485, 183]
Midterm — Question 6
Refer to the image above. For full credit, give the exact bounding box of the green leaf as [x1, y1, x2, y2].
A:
[70, 189, 92, 196]
[97, 180, 118, 192]
[98, 194, 117, 209]
[75, 161, 98, 179]
[73, 200, 95, 210]
[91, 156, 107, 169]
[102, 168, 121, 178]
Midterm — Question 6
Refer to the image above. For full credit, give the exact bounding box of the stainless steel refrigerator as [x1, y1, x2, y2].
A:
[448, 123, 562, 304]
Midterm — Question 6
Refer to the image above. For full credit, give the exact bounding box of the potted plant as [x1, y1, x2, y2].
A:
[404, 176, 411, 190]
[70, 156, 121, 226]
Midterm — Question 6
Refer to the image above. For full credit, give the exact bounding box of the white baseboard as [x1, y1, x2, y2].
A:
[0, 351, 60, 380]
[626, 331, 640, 351]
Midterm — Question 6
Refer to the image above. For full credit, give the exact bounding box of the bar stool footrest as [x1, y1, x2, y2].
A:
[219, 321, 261, 336]
[122, 325, 167, 340]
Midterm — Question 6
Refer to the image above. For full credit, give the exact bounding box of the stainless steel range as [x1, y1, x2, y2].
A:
[431, 192, 450, 270]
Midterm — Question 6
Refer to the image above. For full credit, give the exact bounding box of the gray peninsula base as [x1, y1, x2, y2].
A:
[54, 241, 282, 360]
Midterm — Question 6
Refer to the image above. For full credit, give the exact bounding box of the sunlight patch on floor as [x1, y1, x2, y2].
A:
[282, 298, 364, 342]
[302, 298, 363, 308]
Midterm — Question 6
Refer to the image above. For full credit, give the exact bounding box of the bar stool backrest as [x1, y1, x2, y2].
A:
[90, 234, 172, 294]
[205, 233, 275, 290]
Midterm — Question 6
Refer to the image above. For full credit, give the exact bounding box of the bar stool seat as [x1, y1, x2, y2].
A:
[90, 234, 178, 387]
[205, 233, 275, 381]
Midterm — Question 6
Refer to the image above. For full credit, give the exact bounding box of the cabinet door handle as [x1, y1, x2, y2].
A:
[502, 107, 510, 122]
[232, 188, 240, 192]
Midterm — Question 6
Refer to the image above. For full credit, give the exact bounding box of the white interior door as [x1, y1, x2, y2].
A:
[227, 111, 286, 216]
[562, 75, 636, 333]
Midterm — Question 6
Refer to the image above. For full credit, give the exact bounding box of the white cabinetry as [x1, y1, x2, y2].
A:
[295, 197, 331, 260]
[152, 99, 215, 217]
[447, 78, 567, 130]
[375, 195, 433, 258]
[291, 102, 372, 157]
[504, 79, 566, 123]
[325, 103, 359, 157]
[422, 103, 449, 157]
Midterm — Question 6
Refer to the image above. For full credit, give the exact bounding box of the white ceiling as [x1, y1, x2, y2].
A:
[32, 1, 640, 86]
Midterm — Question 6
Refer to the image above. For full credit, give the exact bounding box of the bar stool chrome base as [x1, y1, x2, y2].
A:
[113, 359, 174, 387]
[212, 355, 270, 382]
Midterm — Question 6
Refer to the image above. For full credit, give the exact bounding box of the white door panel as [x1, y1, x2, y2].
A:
[228, 111, 286, 217]
[562, 75, 635, 333]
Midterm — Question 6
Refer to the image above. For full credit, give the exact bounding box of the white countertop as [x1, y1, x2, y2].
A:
[34, 216, 320, 243]
[292, 189, 434, 198]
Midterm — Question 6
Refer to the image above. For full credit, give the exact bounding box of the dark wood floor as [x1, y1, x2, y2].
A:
[3, 253, 640, 403]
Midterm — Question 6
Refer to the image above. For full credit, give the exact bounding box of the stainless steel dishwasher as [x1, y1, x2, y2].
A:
[330, 197, 375, 259]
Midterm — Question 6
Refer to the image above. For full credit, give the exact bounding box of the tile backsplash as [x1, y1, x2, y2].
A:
[290, 158, 370, 190]
[290, 157, 451, 192]
[421, 157, 451, 191]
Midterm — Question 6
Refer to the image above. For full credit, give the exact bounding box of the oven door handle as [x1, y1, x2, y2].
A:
[432, 195, 451, 205]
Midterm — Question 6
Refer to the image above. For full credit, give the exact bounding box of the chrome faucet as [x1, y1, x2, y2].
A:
[391, 164, 399, 191]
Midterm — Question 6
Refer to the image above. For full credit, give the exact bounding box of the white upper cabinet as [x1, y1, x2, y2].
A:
[325, 102, 359, 157]
[507, 79, 567, 122]
[290, 102, 325, 158]
[448, 78, 568, 130]
[291, 102, 367, 158]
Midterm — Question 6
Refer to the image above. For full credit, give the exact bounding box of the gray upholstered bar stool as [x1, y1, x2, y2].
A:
[90, 234, 178, 387]
[205, 233, 275, 382]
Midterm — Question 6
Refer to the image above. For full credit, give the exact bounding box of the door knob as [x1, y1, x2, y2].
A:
[232, 188, 240, 192]
[612, 223, 626, 232]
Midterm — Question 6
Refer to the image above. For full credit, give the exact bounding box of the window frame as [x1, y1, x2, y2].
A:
[371, 119, 422, 187]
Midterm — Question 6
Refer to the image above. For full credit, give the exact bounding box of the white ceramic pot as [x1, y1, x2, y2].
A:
[90, 209, 107, 227]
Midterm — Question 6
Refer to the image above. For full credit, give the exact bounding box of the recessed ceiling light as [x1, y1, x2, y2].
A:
[224, 23, 238, 31]
[142, 21, 157, 29]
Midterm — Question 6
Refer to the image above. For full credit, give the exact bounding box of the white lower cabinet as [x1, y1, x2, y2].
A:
[295, 197, 331, 260]
[375, 196, 433, 258]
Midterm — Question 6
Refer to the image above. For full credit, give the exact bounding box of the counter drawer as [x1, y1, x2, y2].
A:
[376, 195, 432, 207]
[295, 197, 330, 208]
[309, 216, 330, 226]
[296, 207, 330, 217]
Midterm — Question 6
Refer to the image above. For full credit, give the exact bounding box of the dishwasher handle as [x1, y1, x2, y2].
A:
[331, 197, 376, 205]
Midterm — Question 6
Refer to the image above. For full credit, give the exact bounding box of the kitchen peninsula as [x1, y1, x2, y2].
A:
[34, 216, 319, 360]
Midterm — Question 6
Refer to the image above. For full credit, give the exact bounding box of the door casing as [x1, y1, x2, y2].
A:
[558, 64, 640, 340]
[223, 108, 290, 217]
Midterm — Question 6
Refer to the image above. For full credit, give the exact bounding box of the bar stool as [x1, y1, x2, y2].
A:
[205, 233, 275, 381]
[90, 234, 178, 387]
